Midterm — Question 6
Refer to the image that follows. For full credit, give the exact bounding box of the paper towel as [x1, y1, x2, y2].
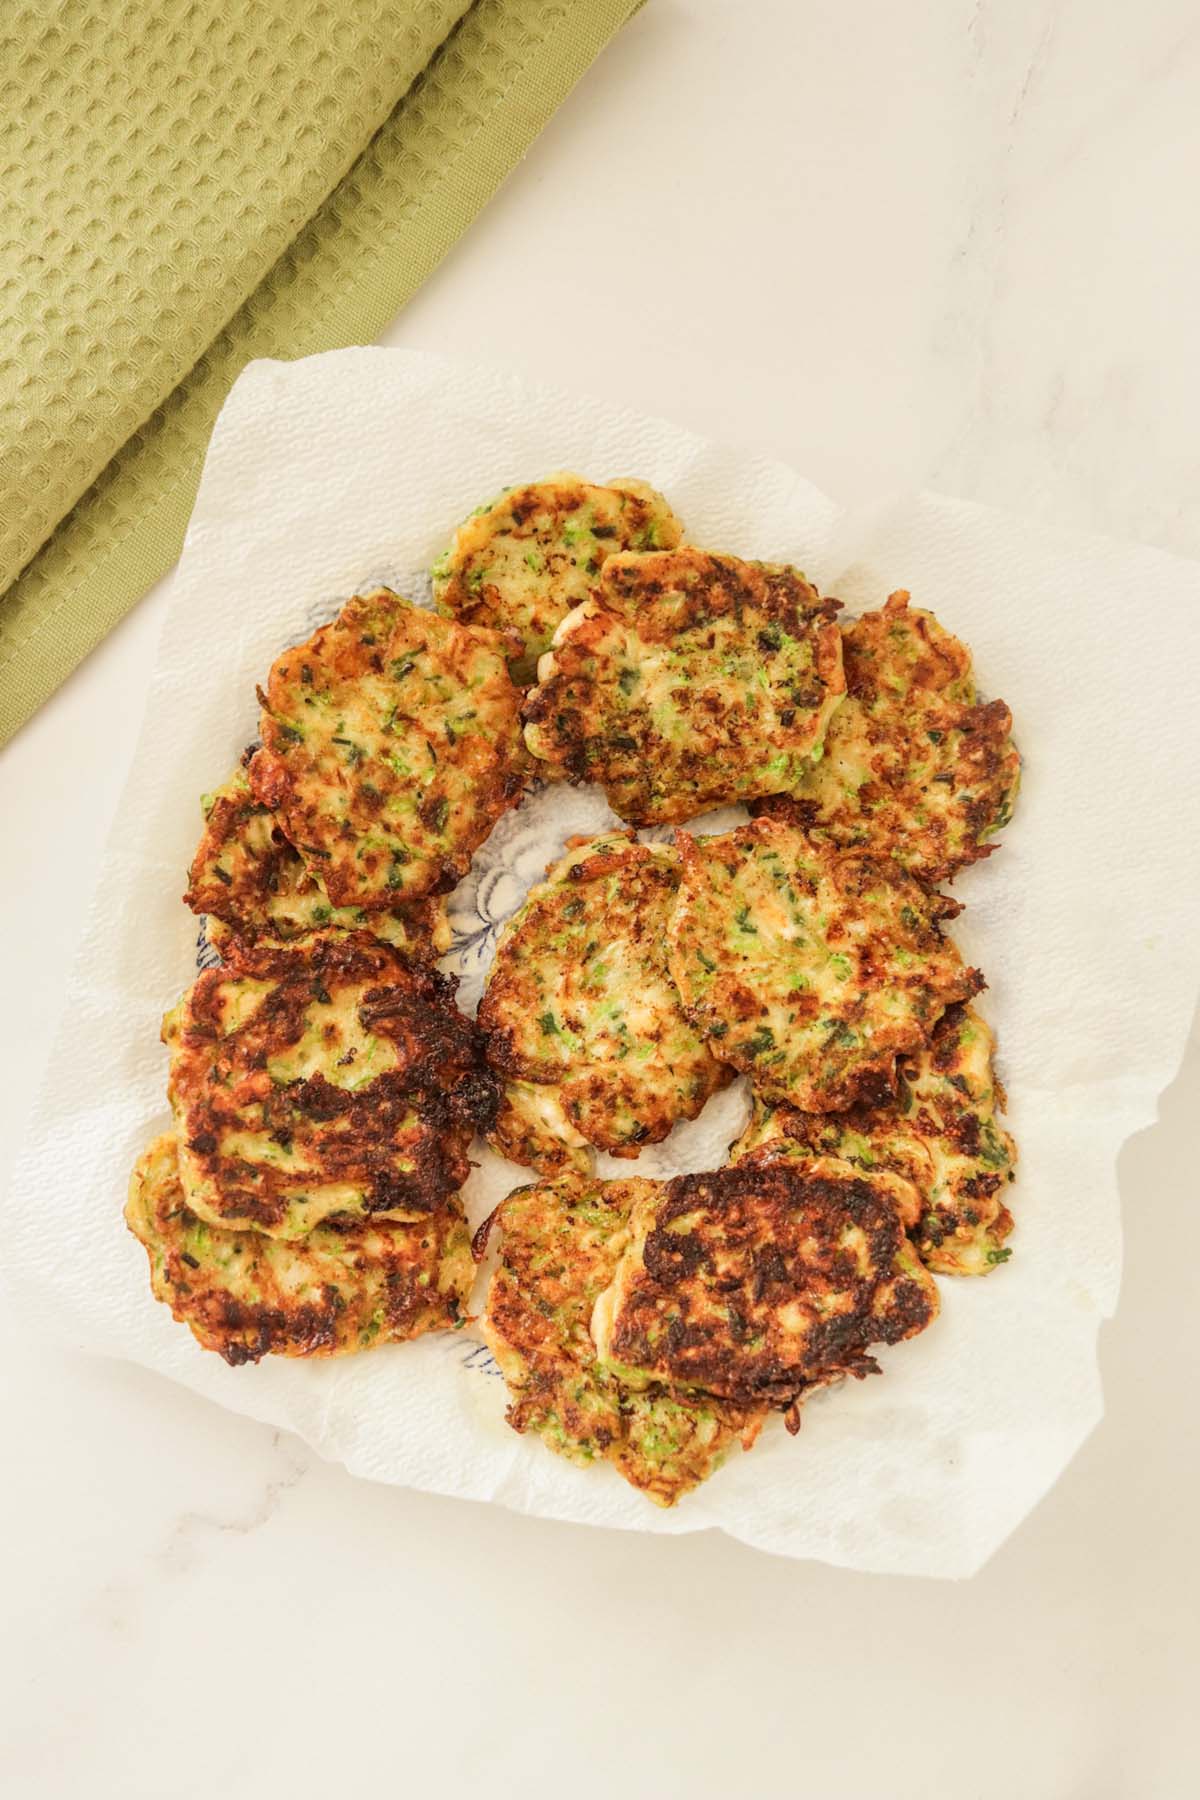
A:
[5, 347, 1198, 1577]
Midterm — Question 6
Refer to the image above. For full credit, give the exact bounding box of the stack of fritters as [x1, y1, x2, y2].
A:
[731, 1003, 1017, 1276]
[129, 584, 523, 1363]
[472, 493, 1018, 1499]
[480, 1156, 937, 1504]
[131, 936, 493, 1364]
[477, 1173, 765, 1506]
[128, 473, 1021, 1509]
[128, 1134, 474, 1365]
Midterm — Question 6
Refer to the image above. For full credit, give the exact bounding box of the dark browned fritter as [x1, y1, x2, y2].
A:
[592, 1157, 938, 1422]
[249, 587, 528, 906]
[164, 933, 497, 1239]
[753, 591, 1020, 884]
[523, 547, 846, 824]
[126, 1134, 475, 1365]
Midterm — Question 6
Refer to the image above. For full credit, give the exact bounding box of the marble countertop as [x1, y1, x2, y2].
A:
[2, 3, 1197, 1794]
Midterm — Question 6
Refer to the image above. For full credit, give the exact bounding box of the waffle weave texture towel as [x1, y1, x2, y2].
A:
[0, 0, 640, 744]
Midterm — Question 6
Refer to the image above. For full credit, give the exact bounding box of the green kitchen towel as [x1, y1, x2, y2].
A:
[0, 0, 641, 745]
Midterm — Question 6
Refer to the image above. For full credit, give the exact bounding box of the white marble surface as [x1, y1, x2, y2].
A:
[2, 1, 1198, 1793]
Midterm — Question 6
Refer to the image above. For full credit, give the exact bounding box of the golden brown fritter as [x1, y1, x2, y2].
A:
[478, 1174, 764, 1506]
[523, 548, 846, 825]
[185, 764, 450, 958]
[753, 591, 1020, 884]
[591, 1157, 938, 1420]
[248, 587, 528, 907]
[480, 1174, 642, 1463]
[667, 816, 982, 1111]
[126, 1134, 474, 1365]
[432, 473, 685, 679]
[731, 1003, 1017, 1276]
[163, 933, 497, 1239]
[478, 832, 729, 1172]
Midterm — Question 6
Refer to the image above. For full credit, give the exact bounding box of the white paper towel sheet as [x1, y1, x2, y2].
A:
[6, 348, 1199, 1576]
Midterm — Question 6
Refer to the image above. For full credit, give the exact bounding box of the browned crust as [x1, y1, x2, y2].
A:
[166, 935, 497, 1232]
[605, 1160, 938, 1414]
[162, 1216, 468, 1366]
[126, 1137, 471, 1366]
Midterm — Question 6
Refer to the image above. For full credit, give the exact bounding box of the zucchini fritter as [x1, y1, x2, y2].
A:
[432, 473, 684, 679]
[731, 1004, 1017, 1275]
[591, 1157, 938, 1420]
[668, 816, 982, 1111]
[164, 934, 497, 1239]
[523, 548, 846, 825]
[185, 765, 450, 958]
[753, 591, 1020, 884]
[126, 1135, 474, 1365]
[478, 832, 729, 1172]
[479, 1175, 764, 1506]
[248, 587, 527, 907]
